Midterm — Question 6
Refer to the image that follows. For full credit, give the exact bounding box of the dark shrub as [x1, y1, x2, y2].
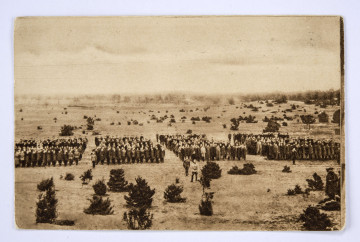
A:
[282, 165, 291, 173]
[186, 129, 192, 134]
[263, 120, 280, 133]
[124, 177, 155, 209]
[332, 110, 340, 124]
[287, 189, 296, 196]
[84, 195, 114, 215]
[110, 122, 114, 125]
[93, 180, 107, 196]
[37, 126, 42, 130]
[107, 169, 129, 192]
[37, 177, 54, 192]
[282, 122, 288, 126]
[199, 192, 214, 216]
[228, 166, 241, 175]
[164, 184, 186, 203]
[36, 185, 58, 223]
[123, 208, 153, 230]
[294, 184, 303, 194]
[300, 206, 332, 231]
[266, 103, 274, 107]
[306, 173, 324, 191]
[53, 220, 75, 226]
[223, 124, 227, 128]
[318, 112, 329, 123]
[228, 163, 257, 175]
[201, 162, 222, 179]
[202, 116, 212, 123]
[59, 125, 74, 136]
[80, 169, 93, 184]
[64, 173, 75, 181]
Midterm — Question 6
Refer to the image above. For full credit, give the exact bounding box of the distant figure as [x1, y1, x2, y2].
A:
[190, 160, 198, 182]
[291, 146, 297, 165]
[91, 150, 96, 168]
[183, 158, 190, 176]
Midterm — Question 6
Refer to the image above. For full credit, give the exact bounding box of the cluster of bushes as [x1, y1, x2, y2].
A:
[164, 182, 186, 203]
[59, 125, 77, 136]
[228, 163, 257, 175]
[123, 177, 155, 230]
[287, 185, 306, 196]
[201, 116, 212, 123]
[282, 165, 291, 173]
[263, 120, 280, 133]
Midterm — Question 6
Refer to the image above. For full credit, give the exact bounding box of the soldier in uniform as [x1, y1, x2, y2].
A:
[74, 147, 80, 165]
[91, 150, 97, 168]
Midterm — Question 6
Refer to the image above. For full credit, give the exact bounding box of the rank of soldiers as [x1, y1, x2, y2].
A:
[14, 138, 88, 167]
[233, 133, 340, 161]
[159, 133, 340, 163]
[159, 134, 247, 162]
[93, 136, 165, 164]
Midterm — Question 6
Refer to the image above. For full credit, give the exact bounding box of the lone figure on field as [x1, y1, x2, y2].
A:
[183, 158, 190, 176]
[291, 146, 297, 165]
[91, 150, 97, 168]
[190, 159, 198, 182]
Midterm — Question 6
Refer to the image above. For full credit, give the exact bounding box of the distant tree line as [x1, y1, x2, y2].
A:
[242, 89, 340, 106]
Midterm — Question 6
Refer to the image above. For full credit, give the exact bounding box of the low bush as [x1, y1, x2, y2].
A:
[201, 162, 222, 179]
[64, 173, 75, 181]
[84, 195, 114, 215]
[228, 163, 257, 175]
[123, 208, 153, 230]
[37, 178, 54, 192]
[164, 184, 186, 203]
[299, 206, 332, 231]
[282, 165, 292, 173]
[80, 169, 93, 185]
[93, 180, 107, 196]
[306, 173, 324, 191]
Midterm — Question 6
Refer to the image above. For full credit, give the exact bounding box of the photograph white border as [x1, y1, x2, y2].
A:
[1, 0, 359, 241]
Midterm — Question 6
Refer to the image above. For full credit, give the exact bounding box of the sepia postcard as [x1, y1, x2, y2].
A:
[14, 16, 345, 230]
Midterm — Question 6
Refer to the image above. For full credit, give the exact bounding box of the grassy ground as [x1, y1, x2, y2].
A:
[14, 99, 341, 230]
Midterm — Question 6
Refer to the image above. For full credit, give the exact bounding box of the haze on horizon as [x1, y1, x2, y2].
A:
[14, 16, 341, 96]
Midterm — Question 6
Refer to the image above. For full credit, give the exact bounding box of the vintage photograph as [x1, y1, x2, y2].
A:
[14, 16, 344, 230]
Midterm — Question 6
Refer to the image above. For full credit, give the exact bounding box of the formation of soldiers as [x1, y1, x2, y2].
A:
[232, 133, 340, 161]
[159, 134, 247, 162]
[93, 136, 165, 165]
[14, 138, 88, 167]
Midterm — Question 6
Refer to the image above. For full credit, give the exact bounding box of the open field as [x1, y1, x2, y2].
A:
[14, 98, 341, 230]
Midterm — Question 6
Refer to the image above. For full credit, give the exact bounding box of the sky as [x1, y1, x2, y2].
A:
[14, 16, 341, 95]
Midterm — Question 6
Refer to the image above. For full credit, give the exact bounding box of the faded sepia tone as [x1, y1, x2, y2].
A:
[14, 16, 345, 230]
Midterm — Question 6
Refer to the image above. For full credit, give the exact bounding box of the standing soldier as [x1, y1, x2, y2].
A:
[57, 148, 63, 166]
[308, 142, 314, 160]
[14, 148, 20, 167]
[20, 148, 25, 167]
[215, 144, 221, 161]
[68, 149, 74, 166]
[190, 160, 198, 182]
[161, 145, 165, 163]
[291, 145, 297, 165]
[74, 147, 80, 165]
[91, 150, 97, 168]
[183, 157, 190, 176]
[136, 147, 141, 163]
[115, 145, 121, 164]
[121, 146, 126, 163]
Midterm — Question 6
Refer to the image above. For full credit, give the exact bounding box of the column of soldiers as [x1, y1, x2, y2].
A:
[232, 133, 340, 162]
[93, 136, 165, 165]
[159, 134, 247, 162]
[14, 138, 88, 168]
